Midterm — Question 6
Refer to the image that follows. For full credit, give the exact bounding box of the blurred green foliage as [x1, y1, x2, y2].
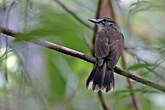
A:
[1, 0, 165, 110]
[15, 8, 89, 52]
[46, 50, 66, 102]
[127, 63, 151, 70]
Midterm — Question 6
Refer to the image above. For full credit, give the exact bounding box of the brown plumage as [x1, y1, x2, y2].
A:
[86, 18, 124, 92]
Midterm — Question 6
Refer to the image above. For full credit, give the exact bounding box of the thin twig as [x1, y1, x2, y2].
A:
[36, 40, 95, 63]
[98, 91, 109, 110]
[4, 1, 16, 82]
[82, 32, 93, 52]
[126, 49, 165, 81]
[0, 25, 19, 35]
[121, 53, 139, 110]
[112, 0, 139, 107]
[54, 0, 92, 30]
[0, 26, 165, 92]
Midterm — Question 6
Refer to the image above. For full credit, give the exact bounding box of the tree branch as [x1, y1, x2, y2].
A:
[54, 0, 93, 30]
[0, 26, 165, 92]
[125, 49, 165, 81]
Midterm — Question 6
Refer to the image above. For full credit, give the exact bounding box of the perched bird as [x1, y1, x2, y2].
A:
[86, 17, 124, 93]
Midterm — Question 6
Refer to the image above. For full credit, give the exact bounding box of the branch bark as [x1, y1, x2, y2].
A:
[98, 91, 109, 110]
[54, 0, 92, 30]
[125, 49, 165, 81]
[1, 26, 165, 93]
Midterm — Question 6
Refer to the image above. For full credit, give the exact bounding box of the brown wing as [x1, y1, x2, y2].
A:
[95, 31, 110, 58]
[106, 31, 124, 68]
[95, 28, 124, 68]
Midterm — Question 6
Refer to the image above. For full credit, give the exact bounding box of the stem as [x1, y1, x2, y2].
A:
[54, 0, 92, 30]
[121, 53, 139, 110]
[98, 91, 109, 110]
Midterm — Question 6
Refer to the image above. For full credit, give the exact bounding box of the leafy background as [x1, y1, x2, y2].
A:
[0, 0, 165, 110]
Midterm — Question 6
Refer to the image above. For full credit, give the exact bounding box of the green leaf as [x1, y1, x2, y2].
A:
[127, 63, 151, 70]
[45, 50, 66, 103]
[15, 7, 89, 52]
[15, 8, 85, 41]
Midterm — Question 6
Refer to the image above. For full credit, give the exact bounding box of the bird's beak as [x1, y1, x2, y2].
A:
[88, 18, 103, 23]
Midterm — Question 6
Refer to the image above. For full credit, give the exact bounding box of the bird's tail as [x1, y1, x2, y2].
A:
[86, 62, 114, 93]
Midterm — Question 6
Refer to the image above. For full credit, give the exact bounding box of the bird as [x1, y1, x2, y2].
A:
[86, 17, 124, 93]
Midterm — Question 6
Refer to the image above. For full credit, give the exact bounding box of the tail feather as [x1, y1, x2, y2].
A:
[93, 63, 106, 88]
[86, 66, 96, 88]
[103, 69, 114, 92]
[86, 62, 114, 93]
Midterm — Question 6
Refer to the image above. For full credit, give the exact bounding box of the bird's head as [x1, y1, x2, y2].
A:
[88, 17, 118, 30]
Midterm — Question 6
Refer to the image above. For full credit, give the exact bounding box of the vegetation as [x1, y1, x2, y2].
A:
[0, 0, 165, 110]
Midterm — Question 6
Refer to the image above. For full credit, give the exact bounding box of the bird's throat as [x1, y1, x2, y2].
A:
[97, 25, 105, 32]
